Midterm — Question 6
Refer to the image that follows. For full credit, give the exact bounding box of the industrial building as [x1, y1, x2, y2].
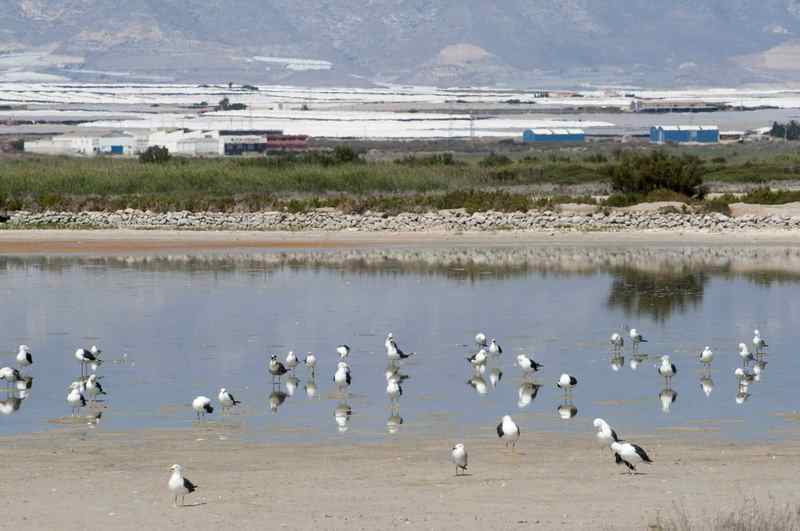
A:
[522, 128, 585, 143]
[631, 100, 723, 113]
[649, 125, 719, 144]
[24, 129, 309, 157]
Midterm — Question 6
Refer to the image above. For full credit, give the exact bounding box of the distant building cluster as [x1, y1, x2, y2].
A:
[522, 128, 586, 143]
[649, 125, 720, 144]
[630, 100, 724, 113]
[23, 129, 309, 157]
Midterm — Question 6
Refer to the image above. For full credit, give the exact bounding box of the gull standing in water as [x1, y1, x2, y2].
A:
[475, 333, 488, 348]
[218, 388, 241, 411]
[610, 441, 652, 474]
[168, 464, 198, 507]
[385, 333, 414, 361]
[467, 349, 488, 370]
[268, 355, 289, 383]
[517, 354, 543, 374]
[75, 348, 101, 377]
[451, 443, 468, 476]
[16, 345, 32, 369]
[753, 330, 768, 358]
[285, 351, 299, 372]
[304, 353, 317, 377]
[699, 346, 714, 367]
[556, 373, 578, 397]
[191, 396, 214, 418]
[488, 339, 503, 356]
[334, 361, 351, 391]
[497, 415, 520, 452]
[738, 343, 755, 365]
[84, 374, 106, 402]
[67, 382, 86, 415]
[610, 333, 624, 353]
[657, 355, 677, 386]
[336, 345, 351, 360]
[629, 328, 647, 354]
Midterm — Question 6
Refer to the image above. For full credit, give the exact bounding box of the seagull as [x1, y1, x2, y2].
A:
[699, 346, 714, 367]
[75, 348, 101, 377]
[467, 349, 488, 369]
[16, 345, 32, 368]
[304, 353, 317, 376]
[334, 361, 351, 389]
[84, 374, 106, 402]
[451, 443, 468, 476]
[466, 375, 488, 395]
[168, 464, 197, 507]
[385, 333, 414, 361]
[752, 329, 767, 352]
[517, 354, 542, 374]
[336, 345, 351, 360]
[497, 415, 520, 451]
[593, 418, 620, 449]
[218, 388, 241, 411]
[629, 328, 647, 351]
[610, 441, 653, 474]
[386, 378, 402, 401]
[659, 388, 677, 413]
[657, 355, 677, 386]
[517, 382, 541, 408]
[610, 333, 624, 351]
[285, 351, 299, 371]
[268, 355, 288, 382]
[191, 396, 214, 418]
[738, 343, 754, 365]
[488, 339, 502, 356]
[556, 373, 578, 396]
[475, 332, 488, 348]
[67, 382, 86, 415]
[0, 366, 21, 385]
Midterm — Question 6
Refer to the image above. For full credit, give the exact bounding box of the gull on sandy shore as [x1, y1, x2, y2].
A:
[218, 388, 241, 411]
[168, 464, 197, 507]
[191, 396, 214, 418]
[593, 418, 620, 449]
[451, 443, 468, 476]
[610, 441, 652, 474]
[16, 345, 32, 368]
[385, 333, 414, 361]
[67, 382, 86, 415]
[497, 415, 520, 451]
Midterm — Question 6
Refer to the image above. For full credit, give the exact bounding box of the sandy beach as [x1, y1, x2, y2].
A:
[0, 426, 797, 530]
[3, 228, 800, 254]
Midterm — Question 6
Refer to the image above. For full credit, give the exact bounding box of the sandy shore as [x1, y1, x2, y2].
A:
[1, 427, 797, 530]
[3, 229, 800, 254]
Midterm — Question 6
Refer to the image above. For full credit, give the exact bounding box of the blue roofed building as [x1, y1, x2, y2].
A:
[650, 125, 719, 144]
[523, 128, 585, 143]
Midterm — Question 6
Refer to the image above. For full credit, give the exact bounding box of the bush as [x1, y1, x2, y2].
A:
[333, 145, 359, 164]
[139, 146, 171, 164]
[479, 152, 513, 167]
[608, 151, 707, 198]
[699, 198, 732, 216]
[395, 153, 457, 166]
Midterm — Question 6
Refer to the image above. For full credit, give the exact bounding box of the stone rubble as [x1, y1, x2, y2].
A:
[3, 208, 800, 232]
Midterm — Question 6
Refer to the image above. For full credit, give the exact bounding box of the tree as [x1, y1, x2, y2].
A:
[139, 146, 171, 164]
[608, 151, 706, 198]
[333, 145, 358, 163]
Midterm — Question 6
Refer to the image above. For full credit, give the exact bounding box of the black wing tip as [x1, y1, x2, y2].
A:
[496, 423, 503, 438]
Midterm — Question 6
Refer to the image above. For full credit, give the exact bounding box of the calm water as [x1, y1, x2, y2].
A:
[1, 246, 799, 443]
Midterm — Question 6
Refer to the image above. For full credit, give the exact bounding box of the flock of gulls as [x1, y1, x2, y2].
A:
[0, 326, 771, 507]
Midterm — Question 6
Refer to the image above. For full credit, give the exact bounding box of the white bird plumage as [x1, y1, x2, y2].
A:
[497, 415, 520, 451]
[168, 464, 197, 507]
[451, 443, 468, 476]
[16, 345, 32, 367]
[191, 396, 214, 418]
[699, 346, 714, 366]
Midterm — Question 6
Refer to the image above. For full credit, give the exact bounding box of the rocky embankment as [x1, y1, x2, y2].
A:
[4, 208, 800, 232]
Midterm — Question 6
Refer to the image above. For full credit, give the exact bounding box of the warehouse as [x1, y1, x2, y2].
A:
[650, 125, 719, 144]
[522, 128, 585, 143]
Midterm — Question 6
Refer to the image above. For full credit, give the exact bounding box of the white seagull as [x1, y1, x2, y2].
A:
[657, 355, 677, 385]
[218, 388, 241, 411]
[488, 339, 503, 356]
[593, 418, 620, 449]
[556, 373, 578, 396]
[16, 345, 32, 368]
[451, 443, 468, 476]
[699, 346, 714, 366]
[84, 374, 105, 401]
[738, 343, 754, 365]
[285, 351, 299, 371]
[475, 332, 488, 348]
[610, 332, 624, 351]
[629, 328, 647, 348]
[385, 333, 414, 361]
[304, 353, 317, 376]
[467, 349, 488, 368]
[168, 464, 198, 507]
[610, 441, 653, 474]
[67, 382, 86, 415]
[336, 345, 351, 360]
[75, 347, 101, 376]
[268, 355, 289, 381]
[334, 361, 351, 389]
[497, 415, 520, 451]
[752, 329, 767, 351]
[517, 354, 543, 373]
[191, 396, 214, 418]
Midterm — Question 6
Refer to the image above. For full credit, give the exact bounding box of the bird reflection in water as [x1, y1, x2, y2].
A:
[334, 402, 352, 433]
[700, 375, 714, 398]
[557, 400, 578, 420]
[488, 368, 503, 388]
[629, 353, 648, 371]
[284, 375, 300, 397]
[659, 387, 678, 413]
[466, 375, 488, 396]
[610, 353, 624, 372]
[0, 396, 22, 416]
[517, 381, 541, 409]
[268, 390, 288, 413]
[304, 379, 318, 400]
